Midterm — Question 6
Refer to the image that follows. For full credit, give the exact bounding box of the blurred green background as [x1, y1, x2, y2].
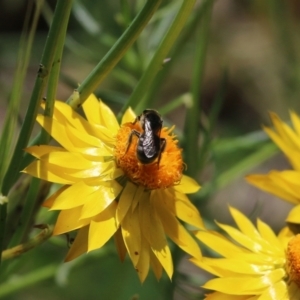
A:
[1, 0, 300, 299]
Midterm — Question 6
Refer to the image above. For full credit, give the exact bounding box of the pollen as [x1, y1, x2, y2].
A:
[287, 234, 300, 287]
[114, 122, 183, 190]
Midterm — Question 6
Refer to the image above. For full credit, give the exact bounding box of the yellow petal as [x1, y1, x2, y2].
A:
[65, 225, 89, 261]
[53, 101, 99, 138]
[40, 152, 97, 169]
[139, 191, 173, 279]
[216, 223, 267, 254]
[79, 182, 121, 220]
[290, 111, 300, 137]
[229, 206, 260, 239]
[190, 257, 223, 278]
[121, 107, 136, 124]
[150, 250, 163, 281]
[194, 230, 247, 258]
[22, 160, 75, 184]
[174, 175, 200, 194]
[43, 185, 68, 208]
[50, 181, 99, 210]
[269, 112, 300, 151]
[163, 188, 205, 229]
[258, 280, 287, 300]
[36, 115, 78, 151]
[256, 219, 282, 253]
[131, 185, 145, 212]
[269, 171, 300, 202]
[246, 173, 299, 205]
[65, 119, 109, 148]
[154, 190, 202, 259]
[79, 145, 113, 158]
[64, 161, 117, 179]
[263, 125, 300, 170]
[98, 100, 119, 134]
[88, 201, 118, 251]
[277, 226, 294, 249]
[203, 268, 285, 295]
[114, 228, 127, 262]
[121, 204, 141, 267]
[53, 207, 91, 235]
[205, 292, 255, 300]
[286, 205, 300, 224]
[25, 145, 66, 158]
[78, 122, 116, 146]
[116, 181, 137, 224]
[82, 94, 101, 124]
[194, 257, 272, 276]
[136, 234, 150, 283]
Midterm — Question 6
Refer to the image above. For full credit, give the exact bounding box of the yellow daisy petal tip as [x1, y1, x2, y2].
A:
[121, 107, 136, 125]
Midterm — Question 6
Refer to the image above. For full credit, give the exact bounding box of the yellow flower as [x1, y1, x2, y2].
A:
[191, 206, 300, 300]
[23, 94, 203, 282]
[246, 112, 300, 225]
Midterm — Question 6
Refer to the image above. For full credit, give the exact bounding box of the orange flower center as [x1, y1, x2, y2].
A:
[287, 234, 300, 287]
[114, 121, 183, 190]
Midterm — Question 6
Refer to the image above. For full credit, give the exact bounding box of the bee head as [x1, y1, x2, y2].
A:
[139, 109, 163, 132]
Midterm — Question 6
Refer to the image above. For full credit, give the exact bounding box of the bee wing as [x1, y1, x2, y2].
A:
[143, 134, 158, 158]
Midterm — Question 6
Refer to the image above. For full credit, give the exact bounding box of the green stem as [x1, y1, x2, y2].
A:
[8, 178, 41, 248]
[119, 0, 197, 116]
[41, 8, 68, 144]
[0, 1, 40, 188]
[197, 69, 227, 170]
[0, 264, 57, 298]
[0, 0, 73, 270]
[143, 0, 211, 109]
[2, 0, 73, 195]
[184, 0, 213, 177]
[66, 0, 162, 109]
[199, 143, 278, 199]
[3, 225, 53, 260]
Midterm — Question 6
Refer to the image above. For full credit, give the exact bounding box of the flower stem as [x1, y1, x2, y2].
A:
[2, 225, 53, 261]
[66, 0, 162, 109]
[184, 0, 214, 177]
[0, 264, 56, 298]
[0, 0, 73, 270]
[143, 0, 212, 109]
[119, 0, 197, 117]
[0, 1, 41, 189]
[8, 178, 41, 248]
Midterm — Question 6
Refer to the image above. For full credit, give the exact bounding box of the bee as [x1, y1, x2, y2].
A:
[125, 109, 166, 166]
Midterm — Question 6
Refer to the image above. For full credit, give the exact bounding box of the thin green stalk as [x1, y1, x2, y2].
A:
[199, 143, 278, 199]
[143, 0, 211, 109]
[184, 0, 213, 177]
[159, 93, 192, 116]
[8, 178, 41, 248]
[0, 0, 73, 269]
[119, 0, 198, 117]
[197, 69, 227, 170]
[0, 1, 41, 189]
[3, 225, 53, 260]
[66, 0, 162, 109]
[41, 11, 68, 144]
[2, 0, 73, 195]
[0, 264, 57, 298]
[216, 143, 278, 190]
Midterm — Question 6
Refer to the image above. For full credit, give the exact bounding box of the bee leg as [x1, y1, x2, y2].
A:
[124, 129, 140, 155]
[157, 138, 166, 168]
